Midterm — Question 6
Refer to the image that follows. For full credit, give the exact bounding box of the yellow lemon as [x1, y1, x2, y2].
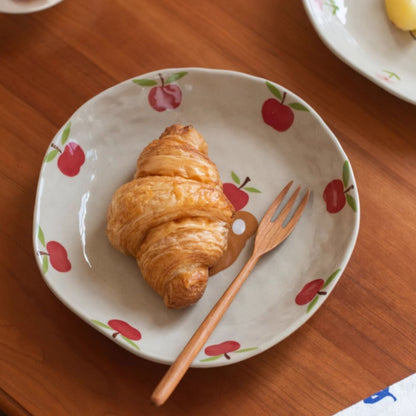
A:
[385, 0, 416, 31]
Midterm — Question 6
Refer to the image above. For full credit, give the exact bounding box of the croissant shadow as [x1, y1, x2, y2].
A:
[83, 217, 193, 329]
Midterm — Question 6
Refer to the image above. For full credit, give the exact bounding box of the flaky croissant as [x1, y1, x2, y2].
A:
[106, 125, 234, 308]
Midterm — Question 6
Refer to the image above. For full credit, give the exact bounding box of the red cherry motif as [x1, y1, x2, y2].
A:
[38, 241, 72, 273]
[314, 0, 324, 10]
[323, 179, 347, 213]
[148, 80, 182, 112]
[295, 269, 341, 312]
[56, 142, 85, 177]
[44, 122, 85, 177]
[45, 241, 72, 272]
[223, 182, 249, 211]
[262, 97, 294, 132]
[205, 341, 241, 360]
[37, 233, 71, 273]
[108, 319, 142, 341]
[323, 161, 356, 214]
[223, 172, 261, 211]
[37, 227, 71, 273]
[261, 81, 309, 132]
[295, 279, 325, 305]
[91, 318, 142, 351]
[132, 72, 188, 112]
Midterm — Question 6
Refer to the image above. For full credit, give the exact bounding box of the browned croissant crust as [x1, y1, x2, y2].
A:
[106, 125, 234, 308]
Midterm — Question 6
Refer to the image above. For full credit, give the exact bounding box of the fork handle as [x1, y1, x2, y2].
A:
[151, 254, 260, 406]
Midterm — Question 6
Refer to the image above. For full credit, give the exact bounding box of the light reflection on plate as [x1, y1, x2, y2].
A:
[33, 68, 359, 367]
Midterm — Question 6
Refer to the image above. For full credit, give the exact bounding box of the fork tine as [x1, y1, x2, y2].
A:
[262, 181, 294, 223]
[273, 185, 301, 226]
[283, 190, 310, 234]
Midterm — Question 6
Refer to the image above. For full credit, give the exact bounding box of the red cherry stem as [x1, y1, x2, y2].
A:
[238, 176, 251, 189]
[51, 143, 62, 153]
[343, 185, 354, 194]
[112, 332, 119, 338]
[38, 251, 49, 256]
[317, 291, 327, 295]
[158, 73, 165, 87]
[281, 91, 287, 104]
[224, 353, 231, 360]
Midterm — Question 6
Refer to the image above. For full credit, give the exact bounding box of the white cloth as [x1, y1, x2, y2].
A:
[334, 373, 416, 415]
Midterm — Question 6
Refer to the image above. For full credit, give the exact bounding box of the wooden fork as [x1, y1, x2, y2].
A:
[151, 181, 310, 406]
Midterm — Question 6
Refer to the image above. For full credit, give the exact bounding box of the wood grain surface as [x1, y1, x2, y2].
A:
[0, 1, 415, 415]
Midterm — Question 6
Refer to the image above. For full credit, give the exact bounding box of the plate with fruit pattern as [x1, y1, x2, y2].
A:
[33, 68, 359, 367]
[303, 0, 416, 105]
[0, 0, 63, 14]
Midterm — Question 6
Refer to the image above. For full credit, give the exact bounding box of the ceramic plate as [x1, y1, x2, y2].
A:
[303, 0, 416, 105]
[0, 0, 63, 14]
[33, 68, 359, 367]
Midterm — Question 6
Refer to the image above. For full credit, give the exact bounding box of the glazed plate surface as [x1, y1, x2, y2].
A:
[33, 68, 360, 367]
[303, 0, 416, 105]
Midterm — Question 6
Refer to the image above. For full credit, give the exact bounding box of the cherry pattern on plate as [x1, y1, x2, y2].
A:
[376, 70, 400, 85]
[44, 122, 85, 177]
[91, 319, 142, 350]
[295, 269, 341, 312]
[262, 81, 309, 132]
[132, 71, 188, 112]
[37, 226, 71, 273]
[323, 161, 357, 214]
[223, 171, 261, 212]
[200, 340, 258, 362]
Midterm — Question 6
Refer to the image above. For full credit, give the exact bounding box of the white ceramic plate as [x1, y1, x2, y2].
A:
[0, 0, 63, 14]
[303, 0, 416, 105]
[33, 68, 359, 367]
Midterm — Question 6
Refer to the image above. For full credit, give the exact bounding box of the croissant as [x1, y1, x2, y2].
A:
[106, 125, 234, 308]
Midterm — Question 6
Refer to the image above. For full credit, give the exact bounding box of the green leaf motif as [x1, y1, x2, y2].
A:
[244, 187, 261, 193]
[61, 122, 71, 145]
[132, 78, 158, 87]
[38, 226, 46, 247]
[288, 102, 309, 112]
[342, 161, 350, 188]
[231, 171, 240, 185]
[306, 295, 319, 313]
[235, 347, 258, 353]
[121, 335, 140, 350]
[91, 319, 111, 330]
[346, 194, 357, 212]
[325, 0, 339, 14]
[166, 71, 188, 84]
[383, 70, 400, 81]
[323, 268, 341, 289]
[42, 255, 49, 274]
[200, 355, 222, 362]
[44, 149, 59, 163]
[266, 81, 282, 101]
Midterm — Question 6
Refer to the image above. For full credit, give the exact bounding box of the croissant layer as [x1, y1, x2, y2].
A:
[136, 217, 229, 308]
[106, 175, 233, 257]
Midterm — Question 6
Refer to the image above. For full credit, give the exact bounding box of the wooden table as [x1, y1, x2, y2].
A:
[1, 1, 415, 415]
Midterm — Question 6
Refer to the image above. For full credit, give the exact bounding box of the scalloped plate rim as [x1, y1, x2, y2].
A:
[32, 67, 360, 367]
[302, 0, 416, 106]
